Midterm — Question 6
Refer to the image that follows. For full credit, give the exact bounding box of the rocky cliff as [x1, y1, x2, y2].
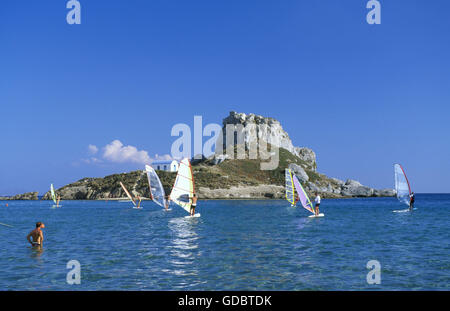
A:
[216, 111, 317, 171]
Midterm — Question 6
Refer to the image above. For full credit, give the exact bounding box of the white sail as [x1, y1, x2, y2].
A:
[145, 165, 167, 208]
[50, 184, 57, 204]
[394, 164, 411, 206]
[169, 158, 195, 214]
[120, 182, 136, 206]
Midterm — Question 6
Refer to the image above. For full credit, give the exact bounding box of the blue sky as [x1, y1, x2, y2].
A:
[1, 0, 449, 195]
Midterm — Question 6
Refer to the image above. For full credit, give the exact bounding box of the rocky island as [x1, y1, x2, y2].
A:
[0, 192, 39, 200]
[37, 111, 394, 200]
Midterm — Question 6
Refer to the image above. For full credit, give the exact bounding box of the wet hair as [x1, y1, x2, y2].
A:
[36, 222, 42, 228]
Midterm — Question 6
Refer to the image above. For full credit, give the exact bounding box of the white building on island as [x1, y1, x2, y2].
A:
[151, 160, 179, 172]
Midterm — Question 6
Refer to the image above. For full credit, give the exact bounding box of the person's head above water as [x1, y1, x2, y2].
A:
[36, 222, 45, 229]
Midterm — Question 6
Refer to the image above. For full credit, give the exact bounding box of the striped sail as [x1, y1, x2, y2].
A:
[120, 182, 136, 206]
[394, 164, 411, 206]
[293, 175, 315, 214]
[285, 169, 295, 205]
[169, 158, 195, 214]
[145, 165, 167, 208]
[50, 184, 57, 204]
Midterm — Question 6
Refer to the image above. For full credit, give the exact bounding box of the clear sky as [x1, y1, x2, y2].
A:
[1, 0, 449, 195]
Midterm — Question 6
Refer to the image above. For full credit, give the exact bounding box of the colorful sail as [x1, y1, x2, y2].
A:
[50, 184, 57, 204]
[120, 182, 136, 206]
[145, 165, 167, 208]
[285, 169, 295, 205]
[394, 164, 411, 206]
[169, 158, 195, 214]
[292, 175, 315, 214]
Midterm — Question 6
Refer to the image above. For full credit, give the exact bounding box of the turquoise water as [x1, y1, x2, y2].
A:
[0, 194, 448, 290]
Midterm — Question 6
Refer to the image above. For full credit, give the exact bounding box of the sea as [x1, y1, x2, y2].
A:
[0, 194, 448, 290]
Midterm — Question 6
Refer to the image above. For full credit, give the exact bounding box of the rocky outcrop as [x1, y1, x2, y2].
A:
[294, 147, 317, 171]
[40, 171, 152, 200]
[0, 192, 39, 200]
[220, 111, 296, 153]
[215, 111, 317, 169]
[288, 163, 309, 183]
[340, 180, 374, 197]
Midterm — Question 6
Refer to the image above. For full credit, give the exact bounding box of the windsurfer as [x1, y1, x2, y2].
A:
[136, 195, 142, 209]
[164, 195, 170, 211]
[409, 192, 415, 211]
[314, 192, 321, 215]
[190, 193, 197, 216]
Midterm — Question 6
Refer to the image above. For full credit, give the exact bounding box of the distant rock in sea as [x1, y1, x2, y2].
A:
[0, 192, 39, 200]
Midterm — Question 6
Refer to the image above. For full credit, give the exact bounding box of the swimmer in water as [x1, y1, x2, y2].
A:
[27, 222, 45, 247]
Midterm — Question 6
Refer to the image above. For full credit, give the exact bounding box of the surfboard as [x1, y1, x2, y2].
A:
[393, 208, 417, 213]
[185, 213, 201, 218]
[308, 213, 325, 218]
[52, 205, 62, 208]
[163, 208, 172, 212]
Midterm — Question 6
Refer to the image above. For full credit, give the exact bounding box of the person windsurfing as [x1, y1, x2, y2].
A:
[190, 193, 198, 216]
[164, 195, 170, 211]
[409, 192, 415, 211]
[314, 192, 321, 216]
[136, 195, 142, 209]
[294, 193, 300, 207]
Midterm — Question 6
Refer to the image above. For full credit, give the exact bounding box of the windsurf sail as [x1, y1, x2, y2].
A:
[169, 158, 195, 214]
[145, 165, 167, 208]
[120, 182, 136, 206]
[292, 175, 315, 214]
[394, 164, 412, 206]
[50, 184, 57, 204]
[285, 169, 296, 205]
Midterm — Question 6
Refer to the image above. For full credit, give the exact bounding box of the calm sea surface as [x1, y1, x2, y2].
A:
[0, 194, 448, 290]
